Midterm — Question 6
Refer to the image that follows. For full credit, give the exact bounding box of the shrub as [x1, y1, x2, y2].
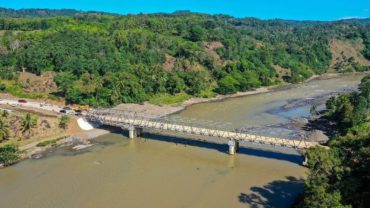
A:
[58, 115, 70, 129]
[0, 144, 20, 166]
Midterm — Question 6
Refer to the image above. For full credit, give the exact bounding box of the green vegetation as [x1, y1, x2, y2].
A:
[4, 83, 44, 99]
[0, 118, 10, 142]
[0, 82, 6, 92]
[298, 75, 370, 208]
[21, 113, 38, 138]
[0, 109, 9, 118]
[58, 115, 70, 129]
[0, 9, 369, 106]
[0, 144, 20, 166]
[0, 79, 45, 99]
[36, 139, 58, 147]
[149, 92, 191, 105]
[362, 31, 370, 60]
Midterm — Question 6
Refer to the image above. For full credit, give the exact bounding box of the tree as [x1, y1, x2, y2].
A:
[166, 72, 185, 94]
[58, 115, 70, 129]
[182, 70, 209, 96]
[299, 147, 348, 208]
[298, 76, 370, 208]
[0, 144, 20, 166]
[21, 113, 37, 138]
[216, 75, 239, 94]
[0, 118, 10, 142]
[0, 9, 369, 107]
[359, 74, 370, 104]
[0, 82, 6, 92]
[188, 25, 205, 42]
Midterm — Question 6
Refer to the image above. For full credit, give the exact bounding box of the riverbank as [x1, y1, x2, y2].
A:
[0, 73, 365, 208]
[20, 122, 113, 159]
[0, 108, 111, 167]
[22, 128, 111, 160]
[1, 72, 365, 167]
[116, 72, 363, 118]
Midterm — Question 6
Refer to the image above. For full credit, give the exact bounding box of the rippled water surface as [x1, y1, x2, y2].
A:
[0, 74, 364, 208]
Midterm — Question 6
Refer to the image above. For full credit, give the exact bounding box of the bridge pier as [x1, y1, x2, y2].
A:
[228, 140, 239, 155]
[136, 127, 143, 137]
[128, 126, 136, 139]
[127, 126, 143, 139]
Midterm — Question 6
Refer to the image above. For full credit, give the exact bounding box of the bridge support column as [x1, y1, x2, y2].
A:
[228, 140, 237, 155]
[136, 127, 143, 137]
[128, 126, 136, 139]
[235, 140, 239, 152]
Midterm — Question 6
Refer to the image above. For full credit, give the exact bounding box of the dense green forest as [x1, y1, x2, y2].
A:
[298, 75, 370, 208]
[0, 8, 370, 106]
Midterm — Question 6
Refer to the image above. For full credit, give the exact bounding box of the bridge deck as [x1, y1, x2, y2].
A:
[85, 109, 318, 149]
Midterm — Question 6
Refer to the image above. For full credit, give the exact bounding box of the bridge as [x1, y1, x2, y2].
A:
[84, 109, 319, 156]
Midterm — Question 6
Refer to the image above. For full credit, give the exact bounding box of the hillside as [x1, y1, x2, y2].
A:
[0, 8, 369, 106]
[329, 38, 370, 72]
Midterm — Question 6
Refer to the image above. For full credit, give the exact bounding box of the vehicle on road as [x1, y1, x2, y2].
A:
[74, 109, 82, 116]
[18, 99, 27, 103]
[63, 106, 72, 110]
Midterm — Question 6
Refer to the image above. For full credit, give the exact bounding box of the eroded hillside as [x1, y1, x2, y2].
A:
[330, 38, 370, 72]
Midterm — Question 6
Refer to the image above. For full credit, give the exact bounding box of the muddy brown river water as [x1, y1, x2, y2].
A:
[0, 74, 365, 208]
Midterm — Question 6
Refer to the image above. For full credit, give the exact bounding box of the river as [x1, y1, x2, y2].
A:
[0, 74, 364, 208]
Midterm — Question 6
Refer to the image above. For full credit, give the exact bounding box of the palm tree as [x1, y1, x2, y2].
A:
[0, 118, 10, 142]
[21, 113, 37, 139]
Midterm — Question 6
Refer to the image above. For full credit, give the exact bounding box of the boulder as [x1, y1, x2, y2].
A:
[305, 130, 329, 144]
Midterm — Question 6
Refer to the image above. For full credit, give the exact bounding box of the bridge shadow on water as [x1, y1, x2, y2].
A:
[139, 131, 304, 165]
[238, 176, 304, 208]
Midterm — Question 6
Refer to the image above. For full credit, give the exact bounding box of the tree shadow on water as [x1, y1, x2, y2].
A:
[238, 176, 304, 208]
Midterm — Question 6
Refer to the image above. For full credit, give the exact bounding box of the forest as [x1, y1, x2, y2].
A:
[0, 8, 369, 106]
[298, 75, 370, 208]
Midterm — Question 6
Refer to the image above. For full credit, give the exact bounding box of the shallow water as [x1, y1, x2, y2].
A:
[0, 74, 364, 208]
[178, 74, 363, 128]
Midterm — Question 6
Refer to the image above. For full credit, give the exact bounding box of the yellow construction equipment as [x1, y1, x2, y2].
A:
[73, 104, 90, 111]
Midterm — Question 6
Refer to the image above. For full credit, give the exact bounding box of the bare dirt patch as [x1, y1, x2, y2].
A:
[273, 64, 291, 79]
[204, 41, 225, 65]
[256, 41, 265, 48]
[330, 39, 370, 69]
[0, 106, 88, 151]
[19, 71, 58, 94]
[163, 54, 176, 71]
[115, 102, 183, 117]
[0, 110, 63, 143]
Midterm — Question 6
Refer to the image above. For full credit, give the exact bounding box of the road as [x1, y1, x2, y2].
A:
[0, 98, 63, 113]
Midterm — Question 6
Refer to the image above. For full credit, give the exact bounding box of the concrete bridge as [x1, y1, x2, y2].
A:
[84, 109, 319, 156]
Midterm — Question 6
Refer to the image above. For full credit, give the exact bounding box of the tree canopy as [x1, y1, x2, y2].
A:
[0, 8, 369, 106]
[298, 75, 370, 208]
